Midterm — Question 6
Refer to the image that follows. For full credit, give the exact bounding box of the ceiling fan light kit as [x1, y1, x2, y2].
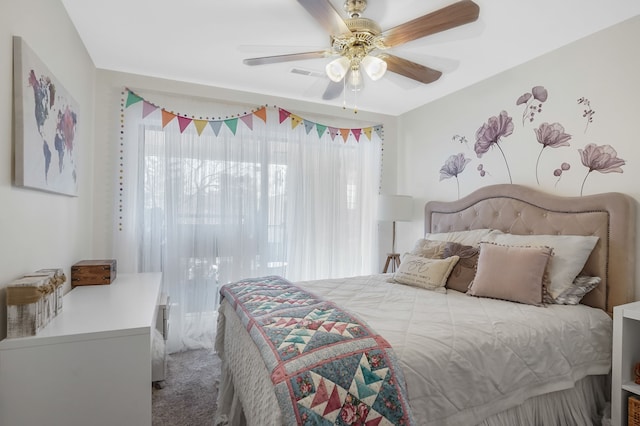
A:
[244, 0, 480, 106]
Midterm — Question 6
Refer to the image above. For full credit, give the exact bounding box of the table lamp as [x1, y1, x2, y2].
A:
[378, 194, 413, 273]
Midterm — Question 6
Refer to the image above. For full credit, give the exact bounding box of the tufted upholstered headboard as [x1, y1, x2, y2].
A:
[424, 184, 636, 315]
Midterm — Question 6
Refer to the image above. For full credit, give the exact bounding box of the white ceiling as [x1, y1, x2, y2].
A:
[61, 0, 640, 116]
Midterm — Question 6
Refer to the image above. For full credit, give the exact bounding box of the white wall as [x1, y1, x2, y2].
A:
[0, 0, 96, 338]
[91, 71, 400, 270]
[396, 16, 640, 295]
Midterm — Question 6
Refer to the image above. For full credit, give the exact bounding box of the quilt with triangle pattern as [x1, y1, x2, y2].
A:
[220, 275, 415, 426]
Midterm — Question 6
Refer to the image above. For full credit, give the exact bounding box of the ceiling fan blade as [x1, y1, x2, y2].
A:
[322, 80, 344, 100]
[297, 0, 351, 36]
[382, 0, 480, 48]
[383, 54, 442, 84]
[243, 51, 330, 66]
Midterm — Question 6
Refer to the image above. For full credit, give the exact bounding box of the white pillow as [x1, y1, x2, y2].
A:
[424, 229, 502, 247]
[482, 233, 599, 299]
[392, 254, 460, 293]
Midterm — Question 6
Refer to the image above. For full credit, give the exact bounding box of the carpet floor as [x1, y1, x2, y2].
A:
[152, 349, 221, 426]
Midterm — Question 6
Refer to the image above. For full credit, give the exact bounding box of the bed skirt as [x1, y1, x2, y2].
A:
[214, 299, 608, 426]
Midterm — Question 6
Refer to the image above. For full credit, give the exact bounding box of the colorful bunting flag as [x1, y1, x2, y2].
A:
[124, 89, 382, 143]
[162, 110, 175, 128]
[194, 119, 208, 136]
[209, 120, 223, 136]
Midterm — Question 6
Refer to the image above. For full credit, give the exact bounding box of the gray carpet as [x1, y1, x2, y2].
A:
[152, 349, 221, 426]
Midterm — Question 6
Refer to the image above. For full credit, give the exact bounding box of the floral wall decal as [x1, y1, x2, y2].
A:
[553, 162, 571, 187]
[439, 153, 471, 199]
[517, 86, 548, 125]
[451, 134, 469, 148]
[437, 84, 624, 198]
[578, 143, 625, 195]
[533, 122, 572, 184]
[474, 110, 514, 183]
[577, 97, 595, 133]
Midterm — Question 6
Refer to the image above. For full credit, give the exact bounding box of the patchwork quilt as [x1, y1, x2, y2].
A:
[220, 275, 415, 426]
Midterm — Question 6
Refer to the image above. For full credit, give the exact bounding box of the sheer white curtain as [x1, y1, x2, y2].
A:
[116, 97, 381, 353]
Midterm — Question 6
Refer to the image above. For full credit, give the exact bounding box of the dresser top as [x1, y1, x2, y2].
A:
[0, 272, 162, 350]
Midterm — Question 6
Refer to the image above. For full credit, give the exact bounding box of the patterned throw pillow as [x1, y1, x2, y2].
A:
[441, 242, 479, 293]
[551, 276, 602, 305]
[410, 239, 448, 258]
[392, 254, 460, 293]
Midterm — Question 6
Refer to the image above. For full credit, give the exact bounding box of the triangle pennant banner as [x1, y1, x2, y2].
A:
[328, 127, 338, 141]
[254, 107, 267, 123]
[162, 110, 176, 128]
[209, 120, 223, 136]
[290, 114, 303, 130]
[224, 118, 238, 135]
[303, 120, 314, 135]
[178, 116, 192, 133]
[316, 124, 327, 139]
[279, 108, 291, 124]
[124, 90, 384, 144]
[363, 127, 372, 141]
[352, 128, 362, 142]
[194, 119, 208, 136]
[125, 91, 143, 108]
[374, 125, 383, 139]
[340, 128, 350, 143]
[142, 101, 157, 118]
[240, 114, 254, 130]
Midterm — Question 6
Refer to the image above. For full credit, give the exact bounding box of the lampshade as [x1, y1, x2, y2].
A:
[378, 195, 413, 222]
[361, 55, 387, 81]
[326, 57, 350, 82]
[347, 68, 363, 92]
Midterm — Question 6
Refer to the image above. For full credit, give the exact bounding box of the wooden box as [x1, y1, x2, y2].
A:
[71, 260, 117, 286]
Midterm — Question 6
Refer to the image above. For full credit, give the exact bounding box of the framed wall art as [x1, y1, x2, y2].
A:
[13, 36, 79, 196]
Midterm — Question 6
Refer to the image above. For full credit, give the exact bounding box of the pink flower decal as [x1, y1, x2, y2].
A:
[578, 143, 625, 195]
[474, 111, 514, 183]
[533, 122, 572, 185]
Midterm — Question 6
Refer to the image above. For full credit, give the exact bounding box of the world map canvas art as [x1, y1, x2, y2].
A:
[13, 36, 78, 196]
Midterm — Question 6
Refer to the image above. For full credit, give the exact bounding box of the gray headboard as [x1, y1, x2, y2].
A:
[424, 184, 636, 314]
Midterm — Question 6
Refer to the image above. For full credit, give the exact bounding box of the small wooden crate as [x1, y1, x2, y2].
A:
[71, 260, 117, 287]
[629, 395, 640, 426]
[6, 276, 50, 338]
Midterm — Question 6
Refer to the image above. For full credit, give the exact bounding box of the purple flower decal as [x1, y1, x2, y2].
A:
[474, 111, 514, 183]
[578, 143, 625, 195]
[517, 86, 548, 125]
[534, 122, 572, 184]
[440, 153, 471, 199]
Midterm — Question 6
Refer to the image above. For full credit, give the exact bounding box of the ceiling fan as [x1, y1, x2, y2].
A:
[243, 0, 480, 98]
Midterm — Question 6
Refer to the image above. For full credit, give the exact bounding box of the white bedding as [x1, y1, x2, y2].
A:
[290, 273, 613, 425]
[216, 273, 612, 425]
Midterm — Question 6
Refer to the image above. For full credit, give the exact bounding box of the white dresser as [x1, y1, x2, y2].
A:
[0, 272, 162, 426]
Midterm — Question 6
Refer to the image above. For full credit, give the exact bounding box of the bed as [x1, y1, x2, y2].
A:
[214, 184, 636, 426]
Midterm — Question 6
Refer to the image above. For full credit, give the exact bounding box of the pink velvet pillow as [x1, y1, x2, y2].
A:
[468, 242, 552, 305]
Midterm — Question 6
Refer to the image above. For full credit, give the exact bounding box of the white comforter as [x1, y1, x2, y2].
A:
[291, 273, 613, 426]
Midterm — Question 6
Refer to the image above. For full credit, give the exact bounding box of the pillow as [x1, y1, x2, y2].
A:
[424, 228, 502, 247]
[410, 239, 449, 258]
[483, 233, 598, 300]
[468, 242, 552, 305]
[441, 242, 479, 293]
[392, 254, 459, 293]
[552, 276, 601, 305]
